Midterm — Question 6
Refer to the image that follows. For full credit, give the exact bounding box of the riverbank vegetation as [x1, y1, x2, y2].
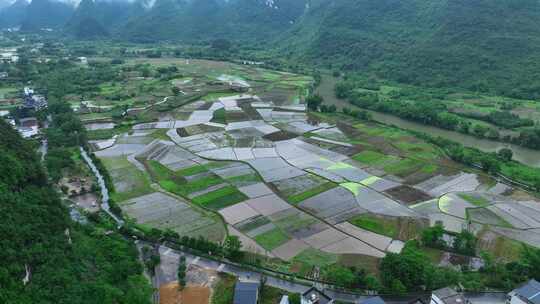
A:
[335, 77, 540, 150]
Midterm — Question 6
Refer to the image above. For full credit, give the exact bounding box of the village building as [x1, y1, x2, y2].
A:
[430, 287, 469, 304]
[23, 87, 48, 110]
[507, 279, 540, 304]
[301, 287, 333, 304]
[359, 296, 386, 304]
[233, 281, 260, 304]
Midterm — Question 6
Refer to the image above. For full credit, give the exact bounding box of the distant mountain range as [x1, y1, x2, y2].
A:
[3, 0, 540, 98]
[0, 0, 309, 40]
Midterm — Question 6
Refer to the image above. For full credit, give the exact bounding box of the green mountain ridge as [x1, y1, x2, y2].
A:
[3, 0, 540, 97]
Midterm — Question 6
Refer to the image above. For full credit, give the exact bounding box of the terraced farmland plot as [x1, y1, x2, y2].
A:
[122, 192, 225, 242]
[299, 186, 363, 224]
[467, 208, 513, 228]
[254, 228, 291, 251]
[342, 183, 418, 217]
[192, 186, 247, 210]
[100, 156, 153, 202]
[271, 174, 337, 204]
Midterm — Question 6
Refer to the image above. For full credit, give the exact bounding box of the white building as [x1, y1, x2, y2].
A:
[301, 287, 333, 304]
[507, 279, 540, 304]
[431, 287, 469, 304]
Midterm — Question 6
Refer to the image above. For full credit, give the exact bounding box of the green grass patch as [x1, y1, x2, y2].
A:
[291, 248, 338, 276]
[254, 228, 290, 251]
[149, 129, 171, 141]
[352, 150, 385, 164]
[421, 163, 438, 174]
[148, 160, 223, 195]
[211, 108, 226, 124]
[202, 91, 237, 102]
[192, 186, 247, 210]
[349, 214, 398, 238]
[287, 182, 337, 204]
[100, 156, 153, 202]
[383, 158, 420, 176]
[211, 273, 236, 304]
[458, 193, 490, 207]
[176, 165, 208, 176]
[420, 246, 445, 263]
[226, 173, 261, 184]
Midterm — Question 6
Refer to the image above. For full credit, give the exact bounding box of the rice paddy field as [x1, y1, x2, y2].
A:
[86, 59, 540, 275]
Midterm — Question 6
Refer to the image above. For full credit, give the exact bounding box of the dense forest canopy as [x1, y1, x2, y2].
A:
[0, 118, 152, 303]
[3, 0, 540, 97]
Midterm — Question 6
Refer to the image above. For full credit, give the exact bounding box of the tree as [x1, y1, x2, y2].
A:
[421, 224, 445, 249]
[178, 256, 187, 290]
[306, 94, 323, 111]
[224, 236, 243, 260]
[497, 148, 513, 162]
[323, 265, 356, 287]
[171, 86, 180, 96]
[452, 230, 477, 256]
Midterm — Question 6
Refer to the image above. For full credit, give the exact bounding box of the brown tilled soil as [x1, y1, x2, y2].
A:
[263, 130, 298, 142]
[385, 185, 432, 205]
[159, 282, 210, 304]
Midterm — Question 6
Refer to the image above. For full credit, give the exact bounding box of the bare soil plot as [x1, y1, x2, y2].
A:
[218, 202, 260, 225]
[321, 237, 385, 258]
[336, 222, 393, 252]
[271, 239, 311, 261]
[177, 124, 223, 137]
[159, 282, 210, 304]
[244, 194, 292, 216]
[262, 130, 298, 142]
[302, 228, 348, 249]
[385, 185, 431, 205]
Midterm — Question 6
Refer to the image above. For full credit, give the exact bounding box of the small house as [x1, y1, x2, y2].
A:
[507, 279, 540, 304]
[233, 281, 259, 304]
[431, 287, 469, 304]
[359, 296, 386, 304]
[301, 287, 333, 304]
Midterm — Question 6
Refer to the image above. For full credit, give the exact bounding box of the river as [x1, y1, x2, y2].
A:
[316, 75, 540, 168]
[79, 147, 124, 225]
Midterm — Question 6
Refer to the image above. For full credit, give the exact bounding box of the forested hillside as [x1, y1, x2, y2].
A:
[3, 0, 540, 97]
[280, 0, 540, 99]
[120, 0, 308, 42]
[0, 119, 152, 303]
